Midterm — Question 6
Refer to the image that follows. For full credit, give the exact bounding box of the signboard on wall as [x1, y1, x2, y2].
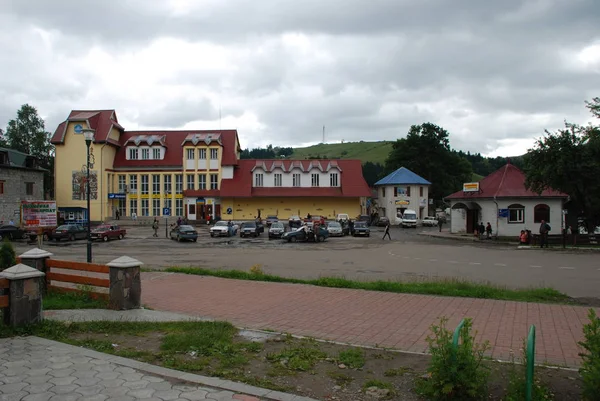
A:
[396, 186, 409, 196]
[463, 182, 480, 192]
[21, 201, 58, 228]
[108, 193, 126, 199]
[498, 209, 509, 218]
[395, 200, 410, 206]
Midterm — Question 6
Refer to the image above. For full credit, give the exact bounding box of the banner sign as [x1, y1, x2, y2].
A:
[463, 182, 480, 192]
[21, 201, 57, 228]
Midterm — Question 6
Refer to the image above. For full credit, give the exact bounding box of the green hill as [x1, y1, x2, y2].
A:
[291, 141, 394, 164]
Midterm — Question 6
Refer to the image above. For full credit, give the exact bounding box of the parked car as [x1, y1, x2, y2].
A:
[356, 215, 372, 226]
[399, 209, 418, 228]
[376, 216, 390, 227]
[305, 215, 326, 226]
[268, 222, 286, 239]
[240, 221, 261, 238]
[210, 221, 238, 237]
[0, 225, 26, 241]
[422, 216, 439, 227]
[336, 213, 350, 223]
[52, 224, 87, 241]
[265, 215, 279, 227]
[170, 225, 198, 242]
[352, 221, 370, 237]
[288, 215, 302, 229]
[282, 226, 329, 243]
[91, 225, 126, 241]
[26, 227, 55, 242]
[327, 221, 344, 237]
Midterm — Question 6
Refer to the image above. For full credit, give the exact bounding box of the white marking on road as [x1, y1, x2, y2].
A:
[559, 266, 575, 270]
[429, 259, 438, 262]
[469, 262, 482, 265]
[448, 261, 458, 264]
[413, 257, 421, 260]
[494, 263, 507, 267]
[530, 265, 542, 268]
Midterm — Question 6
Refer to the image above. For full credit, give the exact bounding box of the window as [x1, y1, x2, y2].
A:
[187, 149, 195, 160]
[164, 198, 172, 212]
[382, 188, 386, 197]
[311, 173, 320, 187]
[534, 204, 550, 223]
[255, 173, 264, 187]
[129, 175, 138, 193]
[26, 182, 34, 196]
[407, 186, 411, 196]
[175, 174, 183, 194]
[508, 204, 525, 223]
[199, 149, 206, 160]
[420, 186, 424, 197]
[0, 181, 4, 195]
[394, 186, 410, 197]
[141, 148, 150, 160]
[129, 199, 138, 216]
[152, 148, 161, 159]
[274, 173, 282, 187]
[164, 175, 172, 194]
[292, 173, 301, 187]
[198, 174, 206, 190]
[210, 174, 219, 190]
[118, 199, 126, 217]
[141, 175, 149, 195]
[128, 148, 138, 160]
[186, 174, 195, 190]
[152, 199, 160, 216]
[210, 148, 218, 159]
[152, 175, 160, 194]
[329, 173, 338, 187]
[141, 199, 149, 216]
[175, 198, 183, 217]
[118, 175, 126, 192]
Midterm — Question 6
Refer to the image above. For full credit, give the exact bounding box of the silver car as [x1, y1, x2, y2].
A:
[327, 221, 344, 237]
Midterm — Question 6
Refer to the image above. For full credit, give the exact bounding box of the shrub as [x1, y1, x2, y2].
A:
[417, 317, 490, 400]
[579, 309, 600, 401]
[0, 239, 16, 271]
[504, 344, 553, 401]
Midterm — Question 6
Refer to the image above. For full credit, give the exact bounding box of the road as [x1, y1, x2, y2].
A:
[12, 225, 600, 299]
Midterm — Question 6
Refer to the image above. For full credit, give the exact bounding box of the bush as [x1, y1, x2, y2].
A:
[579, 309, 600, 401]
[417, 317, 490, 400]
[0, 239, 16, 271]
[504, 344, 553, 401]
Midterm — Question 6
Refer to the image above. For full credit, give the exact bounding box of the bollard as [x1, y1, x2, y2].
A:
[526, 325, 536, 401]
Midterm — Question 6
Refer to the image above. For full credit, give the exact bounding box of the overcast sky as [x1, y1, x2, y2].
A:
[0, 0, 598, 157]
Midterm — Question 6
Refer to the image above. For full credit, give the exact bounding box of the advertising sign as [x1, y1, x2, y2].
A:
[462, 182, 480, 192]
[395, 200, 410, 206]
[498, 209, 509, 218]
[21, 201, 57, 228]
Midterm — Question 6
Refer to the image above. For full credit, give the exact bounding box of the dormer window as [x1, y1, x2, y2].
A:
[129, 148, 139, 160]
[141, 149, 150, 160]
[153, 148, 161, 159]
[210, 148, 218, 159]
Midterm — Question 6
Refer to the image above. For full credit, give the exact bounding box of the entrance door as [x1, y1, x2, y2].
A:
[466, 209, 479, 233]
[215, 204, 221, 218]
[197, 204, 205, 220]
[187, 204, 196, 220]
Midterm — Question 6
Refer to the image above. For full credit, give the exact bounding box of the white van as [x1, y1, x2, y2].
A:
[400, 209, 418, 228]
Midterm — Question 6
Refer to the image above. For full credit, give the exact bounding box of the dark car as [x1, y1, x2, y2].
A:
[352, 221, 370, 237]
[377, 216, 390, 227]
[265, 215, 279, 227]
[52, 224, 88, 241]
[240, 221, 260, 238]
[357, 215, 372, 226]
[288, 215, 302, 229]
[282, 226, 329, 243]
[91, 225, 126, 241]
[268, 222, 286, 239]
[0, 225, 26, 241]
[26, 227, 55, 242]
[170, 225, 198, 242]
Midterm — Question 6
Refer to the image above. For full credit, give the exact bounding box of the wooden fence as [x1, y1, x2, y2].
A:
[0, 278, 8, 308]
[45, 259, 110, 300]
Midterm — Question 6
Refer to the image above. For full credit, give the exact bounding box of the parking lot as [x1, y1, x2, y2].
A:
[11, 222, 600, 300]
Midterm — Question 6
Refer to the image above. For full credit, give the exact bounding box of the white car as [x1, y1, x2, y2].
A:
[422, 216, 439, 227]
[210, 221, 238, 237]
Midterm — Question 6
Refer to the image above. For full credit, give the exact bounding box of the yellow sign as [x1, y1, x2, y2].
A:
[463, 182, 480, 192]
[395, 200, 410, 206]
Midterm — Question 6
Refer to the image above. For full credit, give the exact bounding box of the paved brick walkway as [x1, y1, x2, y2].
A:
[142, 272, 600, 367]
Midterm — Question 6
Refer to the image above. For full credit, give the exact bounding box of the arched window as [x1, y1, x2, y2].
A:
[508, 204, 525, 224]
[534, 204, 550, 223]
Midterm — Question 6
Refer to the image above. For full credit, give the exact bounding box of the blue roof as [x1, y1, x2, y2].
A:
[374, 167, 431, 186]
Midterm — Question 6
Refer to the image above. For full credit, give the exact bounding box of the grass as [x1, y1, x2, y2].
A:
[165, 267, 572, 304]
[291, 141, 394, 164]
[338, 348, 365, 369]
[327, 370, 355, 386]
[43, 290, 109, 310]
[266, 341, 328, 371]
[363, 379, 396, 398]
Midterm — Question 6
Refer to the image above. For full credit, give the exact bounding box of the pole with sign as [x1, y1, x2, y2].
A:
[163, 208, 171, 238]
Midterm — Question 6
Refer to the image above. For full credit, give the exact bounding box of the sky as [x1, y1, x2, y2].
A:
[0, 0, 598, 157]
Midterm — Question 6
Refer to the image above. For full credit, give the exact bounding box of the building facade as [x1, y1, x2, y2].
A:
[51, 110, 371, 222]
[374, 167, 431, 222]
[446, 163, 567, 237]
[0, 148, 45, 222]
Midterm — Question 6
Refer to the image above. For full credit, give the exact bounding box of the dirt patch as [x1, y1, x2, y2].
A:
[67, 330, 583, 401]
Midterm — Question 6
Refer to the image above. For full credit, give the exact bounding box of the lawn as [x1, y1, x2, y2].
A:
[291, 141, 394, 164]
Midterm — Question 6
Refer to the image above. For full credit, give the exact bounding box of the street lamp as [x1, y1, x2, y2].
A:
[82, 128, 95, 263]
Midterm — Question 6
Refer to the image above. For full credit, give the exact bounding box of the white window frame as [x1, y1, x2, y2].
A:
[186, 174, 195, 190]
[210, 148, 218, 159]
[293, 173, 301, 187]
[329, 173, 339, 187]
[175, 198, 183, 216]
[141, 148, 150, 160]
[187, 148, 195, 160]
[311, 173, 320, 187]
[152, 198, 161, 216]
[118, 175, 126, 192]
[274, 173, 282, 187]
[210, 174, 218, 190]
[141, 175, 149, 195]
[129, 175, 137, 192]
[128, 148, 138, 160]
[129, 199, 137, 216]
[255, 173, 264, 187]
[175, 174, 183, 194]
[508, 205, 525, 224]
[141, 199, 149, 216]
[198, 174, 206, 190]
[152, 175, 160, 194]
[199, 149, 207, 160]
[164, 175, 172, 194]
[152, 148, 161, 160]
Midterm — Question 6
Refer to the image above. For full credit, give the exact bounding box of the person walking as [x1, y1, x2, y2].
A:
[437, 217, 443, 232]
[539, 219, 550, 248]
[152, 218, 159, 237]
[115, 209, 120, 220]
[382, 221, 392, 240]
[485, 222, 492, 239]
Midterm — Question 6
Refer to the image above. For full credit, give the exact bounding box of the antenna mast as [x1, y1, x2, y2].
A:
[322, 125, 325, 143]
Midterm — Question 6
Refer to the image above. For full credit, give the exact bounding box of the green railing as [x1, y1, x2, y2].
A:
[526, 325, 536, 401]
[452, 319, 466, 364]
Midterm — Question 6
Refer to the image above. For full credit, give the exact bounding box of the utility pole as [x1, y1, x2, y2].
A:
[322, 125, 325, 143]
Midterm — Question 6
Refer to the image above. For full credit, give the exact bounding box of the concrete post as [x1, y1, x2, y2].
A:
[18, 248, 53, 294]
[107, 256, 142, 310]
[0, 264, 45, 327]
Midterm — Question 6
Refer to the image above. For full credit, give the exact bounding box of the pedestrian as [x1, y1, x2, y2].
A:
[485, 222, 492, 239]
[131, 212, 137, 221]
[437, 217, 443, 232]
[115, 209, 120, 220]
[539, 219, 550, 248]
[152, 218, 159, 237]
[478, 222, 485, 240]
[382, 221, 391, 240]
[177, 216, 182, 226]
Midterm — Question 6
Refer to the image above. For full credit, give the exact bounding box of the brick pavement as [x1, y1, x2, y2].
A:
[0, 337, 315, 401]
[142, 272, 600, 367]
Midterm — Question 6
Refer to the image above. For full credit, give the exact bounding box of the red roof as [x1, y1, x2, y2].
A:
[220, 159, 371, 198]
[446, 163, 568, 199]
[51, 110, 124, 145]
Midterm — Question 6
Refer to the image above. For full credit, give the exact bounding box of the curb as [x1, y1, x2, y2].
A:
[27, 336, 317, 401]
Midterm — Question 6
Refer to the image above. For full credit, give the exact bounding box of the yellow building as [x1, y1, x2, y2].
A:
[51, 110, 371, 222]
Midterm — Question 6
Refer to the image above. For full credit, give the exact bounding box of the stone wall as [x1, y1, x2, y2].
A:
[0, 167, 45, 222]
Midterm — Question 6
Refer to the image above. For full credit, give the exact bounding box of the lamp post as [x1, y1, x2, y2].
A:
[82, 129, 95, 263]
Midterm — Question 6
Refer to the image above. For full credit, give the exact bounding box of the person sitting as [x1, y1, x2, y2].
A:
[519, 230, 529, 245]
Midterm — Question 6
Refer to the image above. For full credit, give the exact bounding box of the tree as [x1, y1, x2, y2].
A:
[0, 128, 6, 148]
[384, 123, 473, 201]
[524, 98, 600, 230]
[4, 104, 55, 196]
[362, 162, 385, 187]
